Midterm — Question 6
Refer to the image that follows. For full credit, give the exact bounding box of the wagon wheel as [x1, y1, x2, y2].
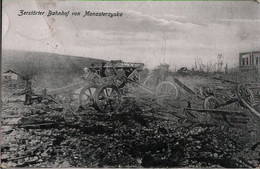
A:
[79, 84, 98, 110]
[203, 96, 221, 110]
[143, 74, 162, 90]
[93, 84, 122, 113]
[143, 74, 156, 89]
[235, 84, 255, 108]
[203, 96, 232, 126]
[155, 81, 178, 106]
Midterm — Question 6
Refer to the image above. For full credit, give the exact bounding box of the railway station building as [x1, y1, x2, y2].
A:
[239, 51, 260, 83]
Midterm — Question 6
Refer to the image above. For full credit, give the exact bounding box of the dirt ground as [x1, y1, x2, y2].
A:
[1, 80, 260, 168]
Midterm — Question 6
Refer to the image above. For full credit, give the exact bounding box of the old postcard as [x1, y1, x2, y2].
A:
[1, 0, 260, 168]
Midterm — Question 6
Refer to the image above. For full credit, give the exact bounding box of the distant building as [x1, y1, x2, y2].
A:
[239, 51, 260, 82]
[2, 70, 20, 81]
[239, 51, 260, 68]
[111, 60, 123, 64]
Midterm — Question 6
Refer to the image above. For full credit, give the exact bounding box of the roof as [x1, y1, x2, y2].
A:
[240, 51, 260, 55]
[3, 69, 20, 75]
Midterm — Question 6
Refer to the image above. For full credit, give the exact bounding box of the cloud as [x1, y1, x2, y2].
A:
[63, 10, 202, 34]
[216, 19, 260, 42]
[218, 19, 260, 23]
[121, 11, 202, 32]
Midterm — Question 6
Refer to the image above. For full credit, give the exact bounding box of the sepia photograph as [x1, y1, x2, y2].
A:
[1, 0, 260, 168]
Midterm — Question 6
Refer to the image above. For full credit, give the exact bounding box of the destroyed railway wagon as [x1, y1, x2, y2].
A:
[17, 60, 178, 115]
[78, 60, 179, 113]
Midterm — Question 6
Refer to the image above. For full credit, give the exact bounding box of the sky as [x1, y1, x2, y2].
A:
[2, 0, 260, 69]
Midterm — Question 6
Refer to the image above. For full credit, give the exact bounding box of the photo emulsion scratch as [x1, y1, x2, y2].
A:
[1, 0, 260, 168]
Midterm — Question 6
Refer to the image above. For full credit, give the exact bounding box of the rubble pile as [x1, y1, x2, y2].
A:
[2, 95, 260, 168]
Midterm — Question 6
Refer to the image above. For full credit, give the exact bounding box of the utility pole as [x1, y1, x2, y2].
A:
[217, 54, 223, 72]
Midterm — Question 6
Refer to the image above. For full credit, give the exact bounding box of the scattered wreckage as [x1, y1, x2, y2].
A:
[15, 60, 260, 123]
[15, 60, 178, 113]
[173, 77, 260, 125]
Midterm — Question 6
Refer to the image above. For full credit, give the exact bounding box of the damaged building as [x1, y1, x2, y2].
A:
[239, 51, 260, 83]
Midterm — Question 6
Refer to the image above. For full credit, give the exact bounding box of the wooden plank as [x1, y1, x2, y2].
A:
[45, 81, 86, 95]
[240, 96, 260, 119]
[210, 77, 238, 84]
[184, 108, 246, 115]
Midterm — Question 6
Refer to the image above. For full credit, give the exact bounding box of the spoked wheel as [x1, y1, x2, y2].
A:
[79, 84, 98, 110]
[203, 96, 232, 126]
[143, 74, 163, 90]
[235, 84, 255, 108]
[93, 84, 122, 113]
[203, 96, 221, 110]
[236, 84, 260, 120]
[155, 81, 178, 106]
[143, 74, 156, 89]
